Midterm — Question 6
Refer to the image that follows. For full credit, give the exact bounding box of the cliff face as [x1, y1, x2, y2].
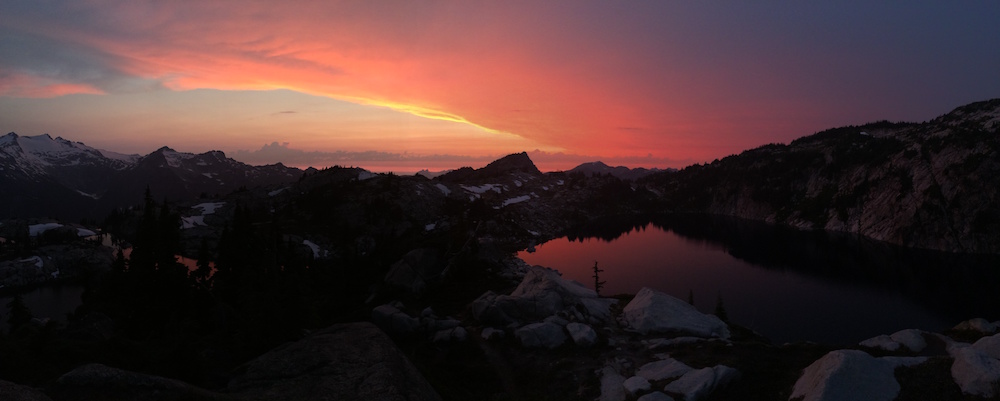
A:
[647, 99, 1000, 253]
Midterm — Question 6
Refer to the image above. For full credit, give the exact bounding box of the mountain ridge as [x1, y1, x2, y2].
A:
[644, 98, 1000, 253]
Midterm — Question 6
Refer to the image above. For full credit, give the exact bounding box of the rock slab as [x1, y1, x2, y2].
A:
[622, 287, 730, 339]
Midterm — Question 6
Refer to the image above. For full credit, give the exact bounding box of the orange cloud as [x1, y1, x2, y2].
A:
[5, 2, 996, 165]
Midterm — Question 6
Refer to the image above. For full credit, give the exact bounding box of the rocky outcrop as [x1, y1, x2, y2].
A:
[0, 380, 53, 401]
[383, 248, 443, 296]
[621, 288, 730, 339]
[663, 365, 740, 401]
[948, 332, 1000, 398]
[229, 322, 442, 401]
[471, 266, 616, 326]
[51, 364, 226, 401]
[790, 350, 927, 401]
[647, 99, 1000, 253]
[45, 322, 441, 401]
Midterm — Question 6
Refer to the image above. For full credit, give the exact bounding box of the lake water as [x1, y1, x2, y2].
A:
[519, 214, 1000, 345]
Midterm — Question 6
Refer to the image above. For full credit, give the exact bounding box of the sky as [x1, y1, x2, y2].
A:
[1, 1, 998, 172]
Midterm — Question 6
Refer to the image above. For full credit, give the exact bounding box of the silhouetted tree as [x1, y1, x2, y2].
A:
[6, 295, 32, 333]
[714, 292, 728, 322]
[592, 261, 606, 296]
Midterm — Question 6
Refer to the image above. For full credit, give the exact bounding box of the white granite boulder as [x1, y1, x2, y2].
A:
[371, 304, 420, 334]
[623, 376, 651, 396]
[566, 322, 598, 347]
[636, 358, 693, 382]
[637, 392, 674, 401]
[949, 335, 1000, 398]
[472, 266, 617, 325]
[598, 365, 627, 401]
[515, 322, 567, 349]
[622, 288, 730, 339]
[663, 365, 739, 401]
[791, 350, 926, 401]
[860, 329, 928, 353]
[953, 318, 999, 334]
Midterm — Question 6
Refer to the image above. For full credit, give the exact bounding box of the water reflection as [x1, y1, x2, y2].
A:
[519, 214, 1000, 345]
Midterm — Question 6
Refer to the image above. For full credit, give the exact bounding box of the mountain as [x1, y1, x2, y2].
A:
[644, 98, 1000, 253]
[0, 133, 302, 219]
[437, 152, 542, 182]
[567, 161, 669, 181]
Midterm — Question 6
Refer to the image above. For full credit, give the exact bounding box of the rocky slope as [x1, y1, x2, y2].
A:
[644, 99, 1000, 253]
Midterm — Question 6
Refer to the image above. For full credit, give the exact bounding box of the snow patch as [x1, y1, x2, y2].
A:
[76, 190, 100, 199]
[435, 183, 451, 196]
[193, 202, 225, 215]
[29, 223, 63, 236]
[461, 184, 502, 194]
[162, 149, 194, 168]
[501, 195, 531, 207]
[358, 171, 377, 180]
[268, 188, 287, 197]
[202, 172, 214, 178]
[19, 256, 43, 269]
[425, 223, 436, 231]
[76, 228, 97, 237]
[303, 240, 322, 259]
[181, 216, 206, 229]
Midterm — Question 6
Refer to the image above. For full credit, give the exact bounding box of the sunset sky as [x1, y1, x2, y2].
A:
[2, 2, 998, 171]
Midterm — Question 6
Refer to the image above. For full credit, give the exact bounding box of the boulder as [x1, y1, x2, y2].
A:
[229, 322, 442, 401]
[663, 365, 740, 401]
[791, 350, 926, 401]
[623, 376, 651, 396]
[972, 332, 1000, 359]
[637, 392, 675, 401]
[371, 304, 420, 334]
[953, 318, 998, 334]
[0, 380, 52, 401]
[622, 288, 730, 339]
[950, 345, 1000, 398]
[636, 358, 693, 382]
[859, 334, 901, 351]
[471, 266, 616, 326]
[432, 327, 467, 343]
[566, 322, 598, 347]
[890, 329, 927, 353]
[52, 363, 223, 401]
[514, 322, 567, 349]
[598, 366, 627, 401]
[383, 248, 442, 296]
[481, 327, 505, 340]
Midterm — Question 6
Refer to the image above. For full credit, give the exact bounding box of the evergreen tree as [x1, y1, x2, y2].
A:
[714, 292, 728, 322]
[6, 295, 33, 333]
[592, 261, 606, 296]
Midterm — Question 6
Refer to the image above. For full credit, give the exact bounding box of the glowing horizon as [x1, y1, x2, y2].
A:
[2, 2, 998, 170]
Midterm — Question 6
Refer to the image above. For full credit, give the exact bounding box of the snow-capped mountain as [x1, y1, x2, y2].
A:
[0, 133, 302, 219]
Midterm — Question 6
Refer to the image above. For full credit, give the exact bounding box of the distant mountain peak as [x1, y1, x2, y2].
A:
[481, 152, 541, 176]
[568, 160, 664, 181]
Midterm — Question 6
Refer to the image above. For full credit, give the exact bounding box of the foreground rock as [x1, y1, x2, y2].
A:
[622, 287, 730, 339]
[52, 364, 225, 401]
[663, 365, 740, 401]
[472, 266, 617, 326]
[229, 322, 442, 401]
[0, 380, 53, 401]
[790, 350, 927, 401]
